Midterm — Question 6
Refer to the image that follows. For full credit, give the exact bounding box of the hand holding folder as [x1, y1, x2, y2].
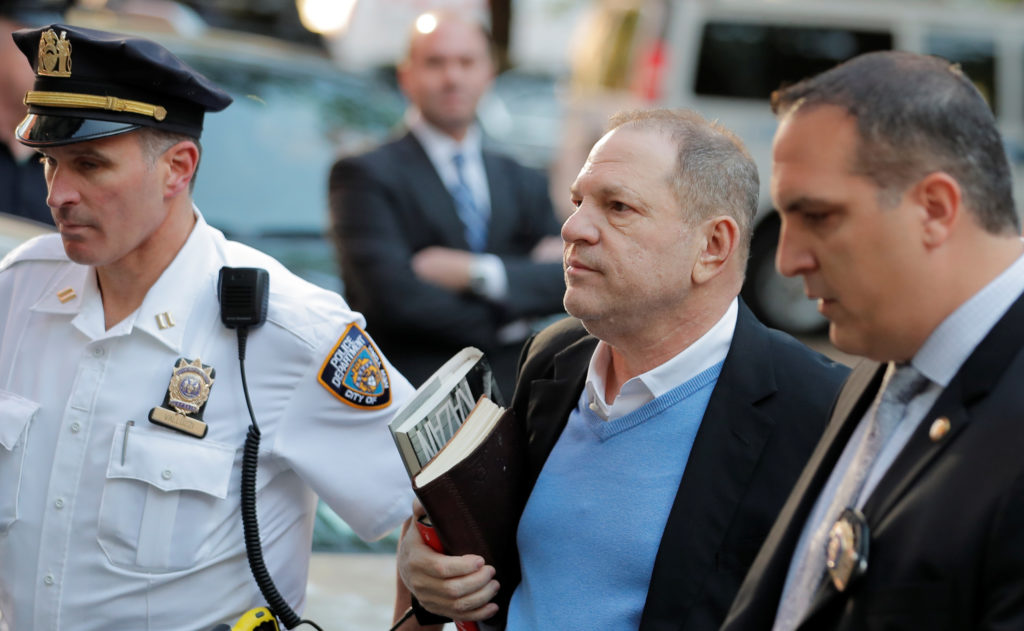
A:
[397, 500, 501, 629]
[390, 348, 528, 630]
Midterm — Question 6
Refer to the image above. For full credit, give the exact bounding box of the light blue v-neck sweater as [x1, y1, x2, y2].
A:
[506, 361, 724, 630]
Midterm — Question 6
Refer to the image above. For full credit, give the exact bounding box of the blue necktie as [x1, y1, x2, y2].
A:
[450, 152, 488, 252]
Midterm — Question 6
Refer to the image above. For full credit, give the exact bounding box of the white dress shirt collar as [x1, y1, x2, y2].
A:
[913, 247, 1024, 386]
[584, 298, 738, 421]
[406, 109, 483, 175]
[406, 109, 491, 216]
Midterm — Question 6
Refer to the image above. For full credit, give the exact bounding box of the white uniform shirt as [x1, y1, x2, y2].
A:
[0, 211, 415, 631]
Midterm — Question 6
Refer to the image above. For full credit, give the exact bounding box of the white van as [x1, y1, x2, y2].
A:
[559, 0, 1024, 333]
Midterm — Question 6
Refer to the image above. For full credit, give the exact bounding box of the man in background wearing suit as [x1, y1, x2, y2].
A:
[396, 109, 849, 630]
[329, 11, 564, 396]
[0, 0, 65, 223]
[722, 51, 1024, 631]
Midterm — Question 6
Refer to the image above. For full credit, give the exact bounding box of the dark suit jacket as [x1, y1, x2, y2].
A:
[507, 302, 849, 630]
[1, 141, 51, 224]
[721, 292, 1024, 631]
[328, 132, 565, 394]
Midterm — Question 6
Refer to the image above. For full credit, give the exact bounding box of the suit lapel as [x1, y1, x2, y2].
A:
[522, 334, 594, 483]
[725, 359, 882, 628]
[482, 151, 513, 252]
[865, 291, 1024, 523]
[397, 133, 471, 249]
[794, 363, 888, 623]
[804, 291, 1024, 622]
[639, 304, 779, 628]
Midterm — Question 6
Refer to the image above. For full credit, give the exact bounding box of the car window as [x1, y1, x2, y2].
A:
[182, 54, 403, 236]
[479, 71, 566, 170]
[694, 21, 893, 100]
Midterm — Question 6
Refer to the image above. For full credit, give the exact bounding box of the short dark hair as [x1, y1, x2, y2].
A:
[608, 108, 760, 262]
[135, 127, 202, 192]
[772, 50, 1018, 235]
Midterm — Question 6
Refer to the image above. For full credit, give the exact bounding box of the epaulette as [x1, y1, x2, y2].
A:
[0, 234, 67, 273]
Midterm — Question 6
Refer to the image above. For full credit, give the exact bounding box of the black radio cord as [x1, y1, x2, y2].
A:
[237, 327, 325, 631]
[388, 607, 414, 631]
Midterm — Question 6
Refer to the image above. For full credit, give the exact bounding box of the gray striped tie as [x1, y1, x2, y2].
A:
[773, 362, 929, 631]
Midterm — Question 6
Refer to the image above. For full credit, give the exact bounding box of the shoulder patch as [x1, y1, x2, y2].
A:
[318, 323, 392, 409]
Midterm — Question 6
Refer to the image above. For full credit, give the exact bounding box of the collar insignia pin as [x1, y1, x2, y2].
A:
[155, 312, 175, 330]
[929, 416, 951, 441]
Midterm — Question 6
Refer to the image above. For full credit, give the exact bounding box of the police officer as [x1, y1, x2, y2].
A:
[0, 24, 415, 630]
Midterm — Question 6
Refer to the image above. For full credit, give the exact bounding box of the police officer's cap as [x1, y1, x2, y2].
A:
[12, 23, 232, 147]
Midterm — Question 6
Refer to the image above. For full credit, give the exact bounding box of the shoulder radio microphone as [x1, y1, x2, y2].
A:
[217, 267, 323, 631]
[218, 267, 269, 330]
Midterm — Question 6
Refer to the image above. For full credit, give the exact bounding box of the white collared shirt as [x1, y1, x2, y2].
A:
[774, 247, 1024, 630]
[0, 210, 415, 630]
[407, 109, 512, 303]
[859, 246, 1024, 503]
[584, 299, 739, 421]
[407, 109, 491, 216]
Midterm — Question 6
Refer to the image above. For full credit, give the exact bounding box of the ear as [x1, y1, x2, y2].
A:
[911, 171, 961, 249]
[162, 141, 199, 200]
[692, 216, 739, 285]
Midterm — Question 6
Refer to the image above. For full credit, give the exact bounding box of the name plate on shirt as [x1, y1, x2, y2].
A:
[149, 407, 209, 438]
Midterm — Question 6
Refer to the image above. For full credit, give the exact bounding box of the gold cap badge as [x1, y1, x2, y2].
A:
[37, 29, 72, 78]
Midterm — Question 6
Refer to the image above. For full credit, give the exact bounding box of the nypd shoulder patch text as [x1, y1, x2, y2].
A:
[318, 324, 392, 409]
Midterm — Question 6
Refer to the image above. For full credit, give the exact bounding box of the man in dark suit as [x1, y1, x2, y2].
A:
[396, 109, 849, 630]
[328, 11, 564, 396]
[0, 0, 66, 223]
[721, 51, 1024, 631]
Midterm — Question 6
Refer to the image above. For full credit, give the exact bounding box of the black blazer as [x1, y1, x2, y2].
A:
[722, 292, 1024, 631]
[328, 132, 565, 393]
[508, 301, 849, 630]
